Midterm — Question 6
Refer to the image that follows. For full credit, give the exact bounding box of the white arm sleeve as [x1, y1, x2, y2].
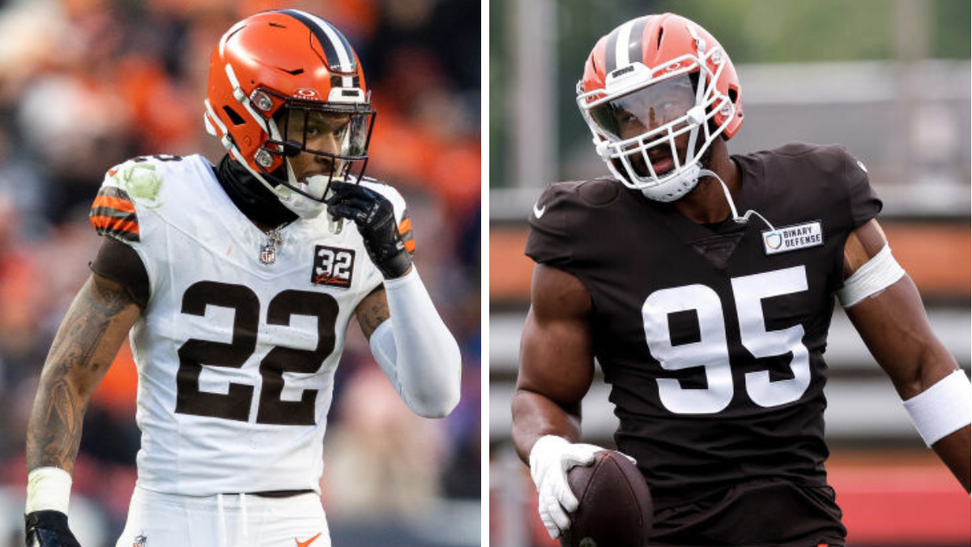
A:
[368, 267, 461, 418]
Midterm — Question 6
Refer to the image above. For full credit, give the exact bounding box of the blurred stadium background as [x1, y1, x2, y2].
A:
[488, 1, 970, 546]
[0, 0, 480, 546]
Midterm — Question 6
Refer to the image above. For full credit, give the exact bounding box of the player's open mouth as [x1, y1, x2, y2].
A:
[650, 156, 675, 176]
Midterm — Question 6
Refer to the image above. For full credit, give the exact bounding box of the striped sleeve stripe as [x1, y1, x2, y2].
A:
[93, 186, 136, 206]
[90, 215, 140, 241]
[90, 207, 137, 222]
[92, 194, 136, 213]
[89, 186, 139, 242]
[398, 213, 415, 255]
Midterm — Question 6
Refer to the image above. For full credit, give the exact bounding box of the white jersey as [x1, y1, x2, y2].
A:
[90, 154, 408, 495]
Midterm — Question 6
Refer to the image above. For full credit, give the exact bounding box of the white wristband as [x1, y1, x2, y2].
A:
[837, 245, 905, 308]
[903, 370, 972, 446]
[25, 467, 72, 514]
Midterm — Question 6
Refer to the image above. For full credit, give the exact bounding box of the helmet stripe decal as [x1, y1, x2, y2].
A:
[604, 16, 649, 74]
[603, 24, 622, 73]
[613, 20, 636, 68]
[278, 9, 356, 88]
[625, 17, 649, 67]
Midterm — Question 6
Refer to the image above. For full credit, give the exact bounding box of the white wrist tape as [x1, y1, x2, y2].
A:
[837, 245, 905, 308]
[903, 370, 972, 446]
[372, 267, 461, 418]
[25, 467, 72, 514]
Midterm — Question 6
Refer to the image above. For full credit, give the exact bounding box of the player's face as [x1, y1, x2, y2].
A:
[282, 108, 355, 182]
[590, 74, 697, 177]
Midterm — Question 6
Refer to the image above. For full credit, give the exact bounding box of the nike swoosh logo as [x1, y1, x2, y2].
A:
[295, 532, 323, 547]
[533, 203, 547, 218]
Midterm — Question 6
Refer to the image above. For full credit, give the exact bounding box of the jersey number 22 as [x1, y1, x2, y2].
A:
[175, 281, 337, 425]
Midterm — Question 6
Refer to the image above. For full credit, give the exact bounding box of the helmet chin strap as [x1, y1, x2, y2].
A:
[640, 162, 701, 202]
[698, 168, 776, 231]
[234, 157, 327, 220]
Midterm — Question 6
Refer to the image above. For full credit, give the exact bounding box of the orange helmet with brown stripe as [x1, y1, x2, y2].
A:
[204, 9, 375, 217]
[576, 13, 743, 202]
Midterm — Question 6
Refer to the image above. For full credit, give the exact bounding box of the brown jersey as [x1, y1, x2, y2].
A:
[525, 143, 881, 546]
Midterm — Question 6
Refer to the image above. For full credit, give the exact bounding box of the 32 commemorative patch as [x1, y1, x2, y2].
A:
[311, 245, 355, 288]
[762, 221, 823, 255]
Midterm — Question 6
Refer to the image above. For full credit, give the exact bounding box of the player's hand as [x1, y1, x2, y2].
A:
[528, 435, 615, 539]
[25, 511, 81, 547]
[325, 181, 411, 279]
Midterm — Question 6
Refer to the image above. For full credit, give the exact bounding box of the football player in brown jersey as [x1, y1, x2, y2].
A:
[512, 12, 970, 547]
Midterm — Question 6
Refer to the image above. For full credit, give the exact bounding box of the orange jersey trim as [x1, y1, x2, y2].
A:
[90, 215, 140, 235]
[92, 194, 136, 213]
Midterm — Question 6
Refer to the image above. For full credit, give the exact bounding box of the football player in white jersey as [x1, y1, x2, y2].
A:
[24, 10, 462, 547]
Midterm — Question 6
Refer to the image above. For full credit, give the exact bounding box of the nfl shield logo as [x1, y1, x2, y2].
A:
[260, 244, 276, 265]
[133, 535, 147, 547]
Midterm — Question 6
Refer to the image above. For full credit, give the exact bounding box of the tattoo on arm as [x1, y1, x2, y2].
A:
[26, 275, 140, 472]
[356, 288, 391, 340]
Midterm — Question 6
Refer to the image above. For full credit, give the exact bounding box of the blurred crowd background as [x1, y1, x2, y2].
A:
[0, 0, 480, 545]
[489, 1, 969, 546]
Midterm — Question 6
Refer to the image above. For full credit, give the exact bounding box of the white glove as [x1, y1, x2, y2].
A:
[528, 435, 606, 539]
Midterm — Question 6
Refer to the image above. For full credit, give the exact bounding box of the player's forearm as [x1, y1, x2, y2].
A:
[846, 276, 958, 399]
[26, 275, 139, 472]
[896, 349, 971, 493]
[511, 389, 583, 464]
[890, 335, 961, 401]
[917, 341, 964, 387]
[26, 365, 88, 473]
[932, 426, 971, 493]
[373, 268, 461, 418]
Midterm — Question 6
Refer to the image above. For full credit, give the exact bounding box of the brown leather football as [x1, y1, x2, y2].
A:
[560, 451, 653, 547]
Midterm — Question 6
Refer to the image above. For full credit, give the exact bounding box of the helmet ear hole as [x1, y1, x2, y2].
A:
[223, 106, 246, 126]
[727, 87, 738, 103]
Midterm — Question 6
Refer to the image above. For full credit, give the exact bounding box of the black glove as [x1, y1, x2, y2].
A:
[326, 181, 412, 278]
[25, 511, 81, 547]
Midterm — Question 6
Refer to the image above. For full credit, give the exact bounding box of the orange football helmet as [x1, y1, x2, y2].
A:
[204, 9, 375, 216]
[577, 13, 743, 202]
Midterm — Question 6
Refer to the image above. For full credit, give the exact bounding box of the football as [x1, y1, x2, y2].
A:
[560, 451, 652, 547]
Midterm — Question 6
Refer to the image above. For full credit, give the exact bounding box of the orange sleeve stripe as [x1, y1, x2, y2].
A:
[404, 239, 416, 253]
[92, 194, 136, 213]
[90, 216, 140, 234]
[398, 217, 412, 234]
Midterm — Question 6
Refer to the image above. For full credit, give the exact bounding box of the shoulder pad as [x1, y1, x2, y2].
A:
[90, 154, 186, 242]
[772, 143, 855, 177]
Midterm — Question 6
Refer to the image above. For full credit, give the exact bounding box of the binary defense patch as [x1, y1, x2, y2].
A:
[762, 221, 824, 255]
[90, 186, 140, 242]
